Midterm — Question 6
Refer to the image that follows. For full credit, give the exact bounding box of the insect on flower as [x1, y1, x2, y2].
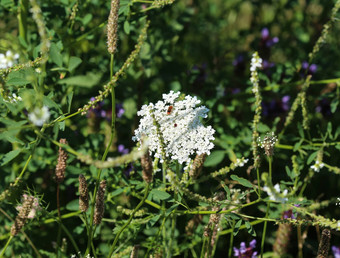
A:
[174, 123, 177, 127]
[167, 105, 173, 115]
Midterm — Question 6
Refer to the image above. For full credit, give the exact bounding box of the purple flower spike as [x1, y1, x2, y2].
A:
[233, 239, 258, 258]
[332, 246, 340, 258]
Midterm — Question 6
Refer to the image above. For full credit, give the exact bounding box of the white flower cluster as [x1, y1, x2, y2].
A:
[28, 106, 50, 126]
[310, 160, 324, 172]
[3, 93, 22, 103]
[263, 183, 288, 203]
[132, 91, 215, 165]
[250, 52, 262, 94]
[0, 50, 19, 69]
[234, 158, 249, 167]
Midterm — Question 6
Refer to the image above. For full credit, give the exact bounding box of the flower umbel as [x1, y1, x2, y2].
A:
[132, 91, 215, 165]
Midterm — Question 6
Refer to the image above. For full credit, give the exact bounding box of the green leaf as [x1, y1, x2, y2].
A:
[307, 151, 318, 165]
[124, 20, 130, 34]
[293, 140, 302, 152]
[327, 122, 333, 139]
[204, 150, 225, 167]
[111, 188, 125, 197]
[58, 72, 101, 88]
[233, 219, 242, 236]
[0, 149, 21, 166]
[331, 99, 339, 113]
[68, 56, 82, 72]
[50, 42, 63, 67]
[6, 77, 30, 86]
[257, 123, 270, 133]
[82, 14, 93, 26]
[165, 204, 179, 217]
[66, 199, 79, 211]
[151, 189, 171, 200]
[230, 175, 253, 188]
[245, 221, 256, 236]
[67, 91, 73, 113]
[147, 214, 161, 228]
[225, 213, 241, 221]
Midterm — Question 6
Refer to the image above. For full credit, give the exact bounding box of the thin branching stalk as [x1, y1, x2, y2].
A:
[108, 183, 151, 257]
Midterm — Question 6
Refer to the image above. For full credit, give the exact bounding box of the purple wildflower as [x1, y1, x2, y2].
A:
[118, 144, 129, 155]
[233, 55, 245, 67]
[116, 103, 125, 118]
[262, 95, 290, 117]
[283, 210, 295, 219]
[262, 60, 275, 70]
[333, 246, 340, 258]
[124, 163, 134, 177]
[233, 239, 258, 258]
[316, 98, 332, 117]
[301, 61, 317, 76]
[261, 28, 279, 48]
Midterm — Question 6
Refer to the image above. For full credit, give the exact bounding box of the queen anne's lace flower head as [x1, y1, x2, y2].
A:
[132, 91, 215, 165]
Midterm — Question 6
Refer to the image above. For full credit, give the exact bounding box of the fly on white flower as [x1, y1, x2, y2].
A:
[28, 106, 50, 126]
[132, 91, 215, 165]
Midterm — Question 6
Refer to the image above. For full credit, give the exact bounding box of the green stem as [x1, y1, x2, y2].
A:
[260, 203, 270, 258]
[0, 235, 13, 257]
[167, 164, 180, 258]
[219, 220, 264, 236]
[18, 0, 29, 43]
[107, 183, 151, 257]
[200, 236, 207, 258]
[59, 221, 80, 254]
[56, 183, 62, 258]
[228, 221, 235, 258]
[85, 54, 116, 255]
[268, 156, 272, 184]
[43, 211, 81, 224]
[177, 198, 261, 215]
[256, 167, 261, 197]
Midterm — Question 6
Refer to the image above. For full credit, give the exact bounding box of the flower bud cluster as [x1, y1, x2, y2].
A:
[55, 139, 68, 183]
[79, 174, 89, 212]
[11, 195, 35, 236]
[258, 132, 277, 156]
[94, 180, 106, 225]
[107, 0, 120, 54]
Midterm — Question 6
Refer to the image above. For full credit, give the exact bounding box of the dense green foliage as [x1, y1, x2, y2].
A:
[1, 0, 340, 257]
